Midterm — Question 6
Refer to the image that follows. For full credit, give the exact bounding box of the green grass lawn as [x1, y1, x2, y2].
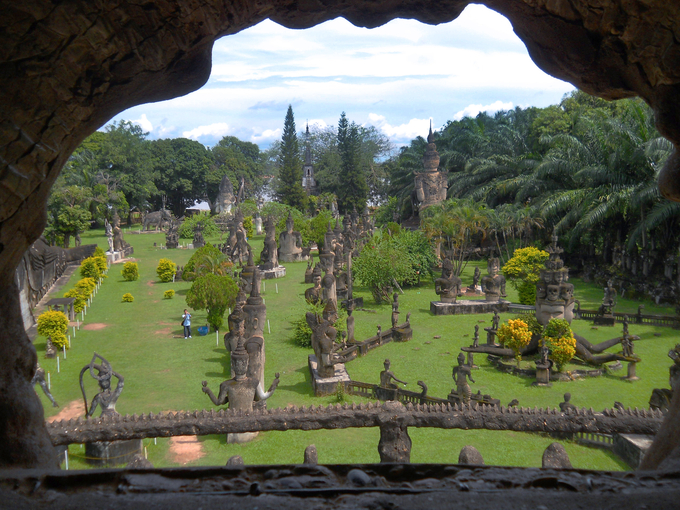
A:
[36, 228, 678, 471]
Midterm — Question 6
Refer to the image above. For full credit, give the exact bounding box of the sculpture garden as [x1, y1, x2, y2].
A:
[33, 226, 679, 470]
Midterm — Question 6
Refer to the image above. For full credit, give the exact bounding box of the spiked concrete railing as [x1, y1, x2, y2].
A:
[46, 401, 665, 463]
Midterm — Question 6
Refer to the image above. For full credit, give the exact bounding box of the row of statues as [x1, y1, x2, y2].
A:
[434, 257, 507, 304]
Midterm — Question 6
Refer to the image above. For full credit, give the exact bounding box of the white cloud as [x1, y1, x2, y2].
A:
[367, 114, 433, 143]
[132, 114, 153, 132]
[453, 101, 515, 121]
[250, 128, 281, 144]
[182, 122, 232, 141]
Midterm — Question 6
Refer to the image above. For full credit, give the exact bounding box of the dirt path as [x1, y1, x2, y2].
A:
[83, 323, 107, 331]
[47, 400, 85, 422]
[169, 435, 206, 465]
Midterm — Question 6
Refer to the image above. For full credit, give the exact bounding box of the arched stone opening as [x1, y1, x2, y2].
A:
[1, 0, 680, 469]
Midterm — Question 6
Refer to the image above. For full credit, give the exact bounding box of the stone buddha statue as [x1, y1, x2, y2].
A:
[259, 216, 278, 270]
[481, 257, 507, 302]
[278, 212, 306, 262]
[435, 258, 463, 303]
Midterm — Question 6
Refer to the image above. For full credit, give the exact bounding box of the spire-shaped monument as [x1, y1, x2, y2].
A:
[413, 120, 448, 213]
[302, 123, 318, 195]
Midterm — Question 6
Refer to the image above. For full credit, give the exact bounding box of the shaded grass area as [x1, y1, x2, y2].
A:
[37, 228, 675, 471]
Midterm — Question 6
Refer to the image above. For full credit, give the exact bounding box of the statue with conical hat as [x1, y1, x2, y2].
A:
[259, 216, 278, 270]
[202, 336, 279, 412]
[278, 211, 308, 262]
[214, 174, 235, 214]
[413, 122, 448, 213]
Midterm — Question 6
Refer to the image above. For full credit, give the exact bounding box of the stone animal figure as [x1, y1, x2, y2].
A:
[143, 209, 172, 231]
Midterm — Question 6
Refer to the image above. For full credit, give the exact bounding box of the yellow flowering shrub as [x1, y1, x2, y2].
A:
[37, 310, 69, 349]
[496, 318, 532, 366]
[543, 318, 576, 370]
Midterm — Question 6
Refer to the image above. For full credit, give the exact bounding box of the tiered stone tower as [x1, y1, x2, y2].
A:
[302, 124, 318, 195]
[413, 122, 448, 212]
[535, 232, 575, 325]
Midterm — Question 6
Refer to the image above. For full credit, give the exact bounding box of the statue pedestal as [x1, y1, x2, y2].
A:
[227, 432, 259, 444]
[279, 252, 309, 263]
[430, 299, 509, 316]
[392, 326, 412, 342]
[260, 265, 286, 279]
[624, 361, 640, 382]
[85, 439, 143, 467]
[533, 364, 552, 387]
[594, 314, 616, 326]
[308, 355, 350, 397]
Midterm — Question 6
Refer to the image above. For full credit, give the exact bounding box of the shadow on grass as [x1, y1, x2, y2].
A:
[175, 289, 188, 296]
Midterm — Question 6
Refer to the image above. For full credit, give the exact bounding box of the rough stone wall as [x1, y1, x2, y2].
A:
[1, 0, 680, 468]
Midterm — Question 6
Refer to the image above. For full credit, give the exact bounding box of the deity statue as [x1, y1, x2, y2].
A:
[32, 362, 58, 408]
[468, 266, 481, 292]
[259, 216, 278, 270]
[321, 267, 337, 307]
[452, 353, 475, 404]
[304, 259, 314, 283]
[412, 123, 448, 213]
[472, 324, 480, 348]
[79, 353, 124, 418]
[491, 311, 500, 330]
[600, 280, 618, 315]
[112, 212, 127, 252]
[481, 257, 507, 302]
[434, 258, 463, 303]
[346, 303, 356, 343]
[278, 212, 306, 262]
[379, 359, 407, 392]
[306, 312, 342, 378]
[104, 219, 114, 252]
[391, 292, 400, 329]
[202, 336, 279, 412]
[535, 233, 575, 325]
[559, 392, 577, 413]
[230, 228, 251, 265]
[193, 220, 205, 249]
[305, 275, 322, 305]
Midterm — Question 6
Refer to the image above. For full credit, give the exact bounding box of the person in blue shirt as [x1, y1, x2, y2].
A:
[182, 309, 192, 339]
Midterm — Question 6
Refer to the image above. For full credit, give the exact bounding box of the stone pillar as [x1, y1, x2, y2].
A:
[378, 423, 411, 463]
[625, 362, 639, 382]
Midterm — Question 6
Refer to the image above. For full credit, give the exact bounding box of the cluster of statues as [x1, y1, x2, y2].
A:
[202, 268, 279, 416]
[434, 255, 506, 304]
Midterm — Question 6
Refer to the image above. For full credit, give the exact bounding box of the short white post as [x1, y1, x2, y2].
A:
[154, 438, 157, 445]
[57, 356, 60, 373]
[81, 311, 84, 322]
[73, 326, 76, 338]
[275, 283, 278, 294]
[144, 446, 148, 459]
[268, 319, 271, 334]
[216, 330, 219, 347]
[47, 372, 51, 390]
[77, 319, 80, 330]
[64, 343, 67, 358]
[263, 281, 266, 293]
[172, 274, 175, 283]
[64, 449, 69, 470]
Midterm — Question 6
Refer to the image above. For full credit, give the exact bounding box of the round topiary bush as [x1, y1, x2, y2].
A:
[156, 258, 177, 283]
[80, 256, 104, 280]
[37, 310, 69, 349]
[164, 289, 175, 299]
[121, 262, 139, 281]
[122, 293, 134, 302]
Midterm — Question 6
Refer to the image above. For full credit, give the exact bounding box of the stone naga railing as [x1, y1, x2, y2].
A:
[46, 401, 665, 462]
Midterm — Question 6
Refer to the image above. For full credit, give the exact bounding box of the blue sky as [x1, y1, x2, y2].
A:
[111, 5, 575, 149]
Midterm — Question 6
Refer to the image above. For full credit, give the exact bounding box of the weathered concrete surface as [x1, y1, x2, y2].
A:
[2, 0, 680, 469]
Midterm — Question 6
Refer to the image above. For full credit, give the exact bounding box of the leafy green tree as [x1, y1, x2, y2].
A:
[156, 258, 177, 283]
[178, 212, 220, 239]
[207, 136, 265, 210]
[150, 138, 213, 216]
[183, 243, 224, 281]
[186, 273, 239, 331]
[275, 105, 307, 211]
[37, 311, 69, 349]
[46, 184, 93, 247]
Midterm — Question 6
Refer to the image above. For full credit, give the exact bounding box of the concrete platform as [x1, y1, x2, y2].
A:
[308, 355, 350, 396]
[260, 266, 286, 279]
[613, 433, 654, 468]
[430, 299, 510, 315]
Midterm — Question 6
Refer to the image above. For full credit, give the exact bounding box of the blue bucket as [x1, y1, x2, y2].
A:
[197, 325, 209, 336]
